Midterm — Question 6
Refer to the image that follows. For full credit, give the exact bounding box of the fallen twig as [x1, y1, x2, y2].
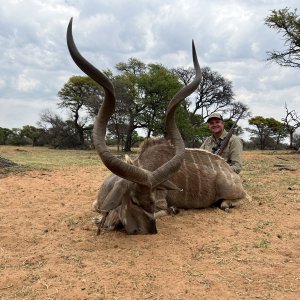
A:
[274, 164, 287, 167]
[274, 164, 296, 171]
[278, 167, 297, 171]
[276, 156, 289, 161]
[0, 284, 13, 290]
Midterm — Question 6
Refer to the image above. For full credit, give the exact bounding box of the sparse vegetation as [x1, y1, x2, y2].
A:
[0, 147, 299, 299]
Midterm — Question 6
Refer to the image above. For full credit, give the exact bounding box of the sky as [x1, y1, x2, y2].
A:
[0, 0, 299, 141]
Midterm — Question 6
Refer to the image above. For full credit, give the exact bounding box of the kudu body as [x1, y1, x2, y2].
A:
[67, 18, 246, 235]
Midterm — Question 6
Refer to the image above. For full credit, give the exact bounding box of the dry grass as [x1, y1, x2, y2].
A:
[0, 146, 299, 299]
[0, 145, 101, 169]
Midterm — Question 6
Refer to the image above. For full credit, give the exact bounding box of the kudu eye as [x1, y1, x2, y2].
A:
[131, 197, 140, 206]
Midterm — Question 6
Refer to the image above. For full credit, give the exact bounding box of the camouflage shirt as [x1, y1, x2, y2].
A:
[200, 130, 243, 174]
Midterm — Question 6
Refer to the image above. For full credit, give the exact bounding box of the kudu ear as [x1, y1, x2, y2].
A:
[156, 180, 181, 191]
[100, 181, 125, 211]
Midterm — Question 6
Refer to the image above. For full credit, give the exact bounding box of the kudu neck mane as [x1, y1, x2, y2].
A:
[139, 137, 172, 155]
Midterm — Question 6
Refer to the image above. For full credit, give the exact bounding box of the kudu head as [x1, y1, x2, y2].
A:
[66, 18, 202, 234]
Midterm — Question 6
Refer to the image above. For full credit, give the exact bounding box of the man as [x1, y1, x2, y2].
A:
[200, 112, 243, 174]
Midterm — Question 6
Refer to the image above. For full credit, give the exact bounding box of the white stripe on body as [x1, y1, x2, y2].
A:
[190, 152, 202, 202]
[182, 160, 189, 206]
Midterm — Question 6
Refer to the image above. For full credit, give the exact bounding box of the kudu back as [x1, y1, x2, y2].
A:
[67, 18, 246, 235]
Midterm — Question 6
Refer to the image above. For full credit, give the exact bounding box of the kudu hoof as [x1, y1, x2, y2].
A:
[168, 206, 180, 215]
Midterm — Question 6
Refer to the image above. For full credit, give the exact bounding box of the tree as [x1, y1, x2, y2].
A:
[247, 116, 287, 149]
[114, 59, 182, 151]
[38, 110, 80, 148]
[247, 116, 273, 150]
[8, 128, 28, 146]
[139, 63, 182, 137]
[57, 75, 103, 146]
[175, 109, 209, 147]
[106, 79, 132, 151]
[172, 66, 247, 146]
[194, 67, 235, 117]
[266, 117, 288, 147]
[173, 66, 235, 118]
[172, 66, 247, 120]
[265, 8, 300, 68]
[84, 69, 113, 117]
[171, 66, 196, 118]
[56, 61, 186, 151]
[293, 134, 300, 150]
[55, 60, 244, 151]
[282, 104, 300, 149]
[0, 127, 12, 145]
[226, 101, 250, 120]
[114, 59, 147, 151]
[21, 125, 44, 146]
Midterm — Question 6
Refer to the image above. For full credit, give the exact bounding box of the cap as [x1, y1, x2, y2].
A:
[206, 112, 223, 123]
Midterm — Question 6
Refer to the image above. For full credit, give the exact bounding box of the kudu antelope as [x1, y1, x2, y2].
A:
[67, 18, 247, 235]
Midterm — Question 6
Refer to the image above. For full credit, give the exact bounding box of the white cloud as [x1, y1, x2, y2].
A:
[16, 72, 40, 92]
[0, 98, 59, 129]
[0, 78, 6, 89]
[0, 0, 299, 140]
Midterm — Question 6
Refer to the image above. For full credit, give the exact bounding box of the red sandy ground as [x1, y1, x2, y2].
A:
[0, 152, 299, 299]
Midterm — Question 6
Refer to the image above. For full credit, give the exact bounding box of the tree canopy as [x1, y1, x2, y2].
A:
[53, 58, 245, 150]
[265, 8, 300, 68]
[247, 116, 287, 150]
[0, 54, 252, 150]
[282, 104, 300, 149]
[57, 75, 103, 146]
[113, 60, 184, 151]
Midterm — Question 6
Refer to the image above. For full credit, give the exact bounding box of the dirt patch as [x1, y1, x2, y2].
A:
[0, 152, 299, 299]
